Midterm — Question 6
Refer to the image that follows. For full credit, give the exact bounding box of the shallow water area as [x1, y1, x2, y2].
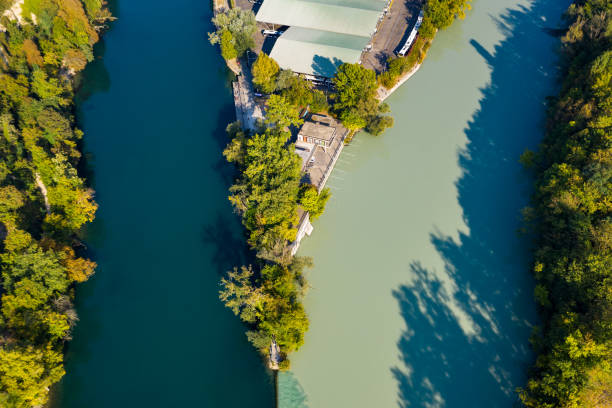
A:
[282, 0, 570, 406]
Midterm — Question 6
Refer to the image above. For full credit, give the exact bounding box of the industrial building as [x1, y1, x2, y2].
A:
[255, 0, 391, 78]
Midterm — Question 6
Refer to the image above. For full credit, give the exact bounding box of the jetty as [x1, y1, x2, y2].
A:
[269, 338, 281, 370]
[233, 68, 264, 131]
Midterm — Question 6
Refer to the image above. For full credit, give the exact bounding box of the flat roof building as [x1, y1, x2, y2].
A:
[297, 117, 337, 150]
[256, 0, 389, 77]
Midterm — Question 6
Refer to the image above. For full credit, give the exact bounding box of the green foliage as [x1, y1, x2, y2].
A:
[424, 0, 471, 30]
[251, 52, 279, 94]
[275, 69, 294, 91]
[220, 259, 311, 356]
[280, 74, 329, 112]
[332, 63, 394, 134]
[298, 185, 330, 221]
[265, 94, 303, 129]
[310, 89, 329, 113]
[219, 29, 237, 61]
[226, 126, 302, 263]
[379, 36, 430, 89]
[518, 2, 612, 407]
[0, 0, 108, 405]
[333, 63, 377, 112]
[209, 8, 256, 57]
[0, 0, 12, 13]
[366, 114, 394, 136]
[223, 104, 315, 365]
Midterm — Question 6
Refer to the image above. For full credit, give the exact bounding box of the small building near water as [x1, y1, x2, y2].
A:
[297, 115, 337, 151]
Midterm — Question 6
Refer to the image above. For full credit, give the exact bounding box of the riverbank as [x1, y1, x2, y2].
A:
[0, 1, 112, 405]
[377, 61, 422, 101]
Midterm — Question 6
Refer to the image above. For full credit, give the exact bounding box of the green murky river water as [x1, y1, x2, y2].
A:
[282, 0, 570, 406]
[52, 1, 274, 406]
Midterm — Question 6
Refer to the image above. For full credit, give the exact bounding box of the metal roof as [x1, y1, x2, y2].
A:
[269, 27, 365, 77]
[256, 0, 386, 38]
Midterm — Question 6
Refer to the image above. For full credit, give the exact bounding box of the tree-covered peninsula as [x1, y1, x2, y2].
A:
[519, 1, 611, 407]
[0, 0, 111, 406]
[211, 0, 474, 369]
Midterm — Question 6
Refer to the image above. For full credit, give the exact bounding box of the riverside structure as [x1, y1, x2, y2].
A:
[256, 0, 391, 78]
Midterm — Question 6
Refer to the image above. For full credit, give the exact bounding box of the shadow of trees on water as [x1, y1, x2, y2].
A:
[392, 1, 570, 407]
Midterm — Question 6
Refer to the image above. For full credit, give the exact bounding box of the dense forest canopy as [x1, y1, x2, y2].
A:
[0, 0, 111, 406]
[519, 1, 612, 407]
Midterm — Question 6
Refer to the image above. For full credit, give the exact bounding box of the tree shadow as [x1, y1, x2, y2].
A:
[278, 371, 310, 408]
[311, 55, 343, 78]
[392, 0, 570, 407]
[201, 211, 254, 276]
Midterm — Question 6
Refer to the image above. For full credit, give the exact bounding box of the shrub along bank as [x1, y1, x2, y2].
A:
[0, 0, 112, 406]
[518, 1, 612, 407]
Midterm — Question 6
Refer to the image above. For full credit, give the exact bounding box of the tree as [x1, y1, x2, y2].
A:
[310, 90, 329, 113]
[298, 185, 330, 220]
[332, 63, 381, 130]
[220, 266, 266, 323]
[0, 0, 110, 404]
[265, 95, 303, 129]
[275, 69, 294, 91]
[282, 75, 313, 107]
[226, 128, 302, 262]
[252, 53, 279, 94]
[219, 29, 238, 61]
[425, 0, 472, 30]
[333, 63, 377, 111]
[0, 186, 25, 212]
[366, 115, 394, 136]
[518, 2, 612, 406]
[0, 344, 65, 408]
[339, 108, 367, 130]
[209, 9, 257, 57]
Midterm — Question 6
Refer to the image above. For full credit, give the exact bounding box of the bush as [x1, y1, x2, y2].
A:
[219, 29, 238, 61]
[366, 115, 394, 136]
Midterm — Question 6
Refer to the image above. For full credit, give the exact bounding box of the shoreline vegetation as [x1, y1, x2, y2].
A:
[0, 0, 112, 406]
[209, 0, 471, 369]
[519, 1, 612, 407]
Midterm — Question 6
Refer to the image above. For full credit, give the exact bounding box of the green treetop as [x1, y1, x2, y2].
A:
[265, 94, 303, 129]
[209, 8, 257, 58]
[252, 52, 279, 94]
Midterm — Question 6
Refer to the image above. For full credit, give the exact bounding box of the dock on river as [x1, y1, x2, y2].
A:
[233, 70, 264, 131]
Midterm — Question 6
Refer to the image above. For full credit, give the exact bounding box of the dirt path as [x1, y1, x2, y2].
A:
[35, 172, 51, 214]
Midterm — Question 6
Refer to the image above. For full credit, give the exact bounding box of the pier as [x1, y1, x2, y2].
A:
[232, 69, 265, 131]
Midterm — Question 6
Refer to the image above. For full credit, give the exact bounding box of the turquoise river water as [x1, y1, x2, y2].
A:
[281, 0, 570, 407]
[52, 0, 274, 406]
[49, 0, 570, 407]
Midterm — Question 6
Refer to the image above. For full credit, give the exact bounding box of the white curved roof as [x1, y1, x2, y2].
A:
[256, 0, 386, 38]
[270, 27, 364, 77]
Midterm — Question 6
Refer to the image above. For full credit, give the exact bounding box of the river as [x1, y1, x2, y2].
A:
[49, 0, 569, 406]
[52, 0, 274, 406]
[281, 0, 570, 407]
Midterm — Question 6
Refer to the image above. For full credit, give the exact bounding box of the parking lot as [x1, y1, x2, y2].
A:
[361, 0, 424, 73]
